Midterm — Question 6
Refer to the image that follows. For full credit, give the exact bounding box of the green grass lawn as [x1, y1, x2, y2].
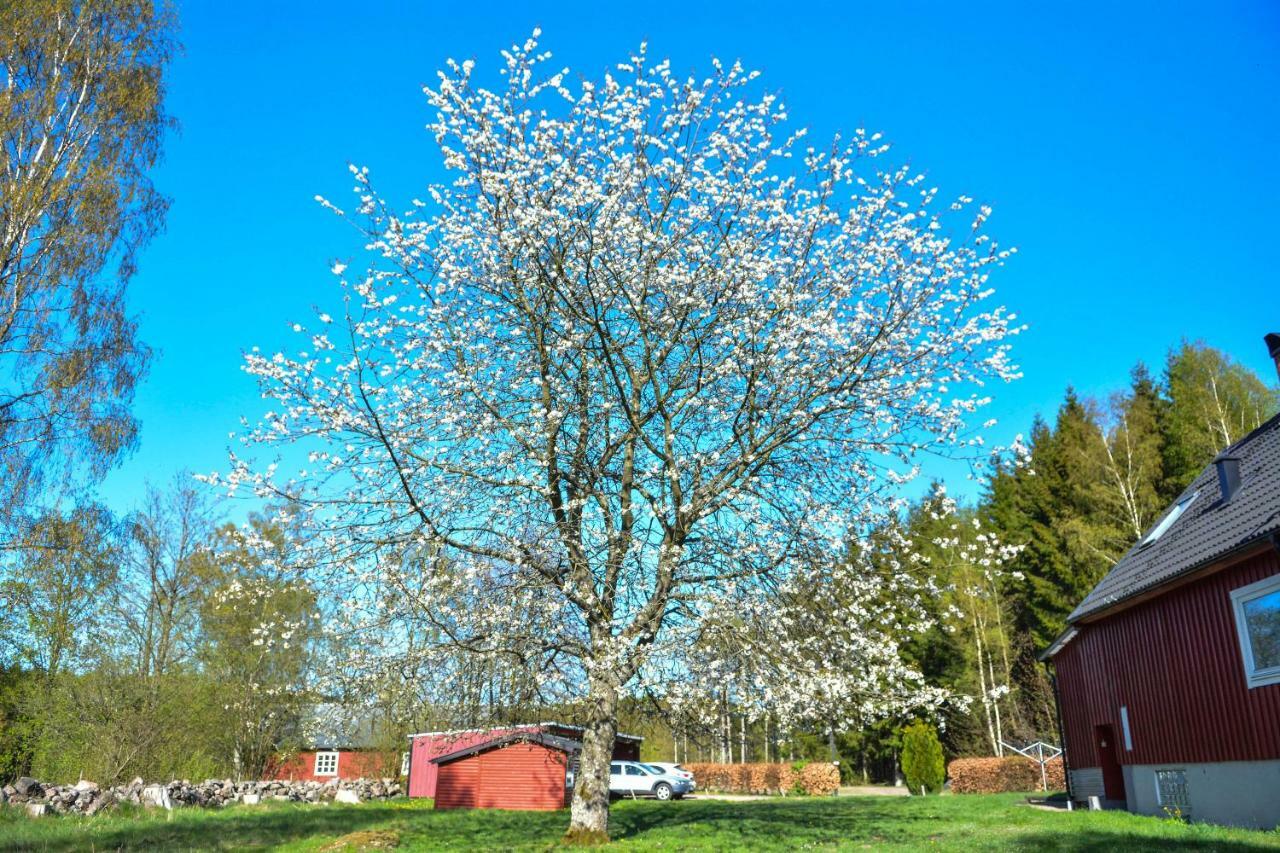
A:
[1, 793, 1278, 852]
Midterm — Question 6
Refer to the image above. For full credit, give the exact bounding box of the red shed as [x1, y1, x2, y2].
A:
[1045, 345, 1280, 829]
[431, 731, 579, 810]
[406, 722, 641, 799]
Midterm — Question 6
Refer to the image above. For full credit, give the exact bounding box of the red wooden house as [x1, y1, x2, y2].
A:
[266, 711, 401, 782]
[406, 721, 641, 802]
[1043, 334, 1280, 828]
[267, 745, 397, 783]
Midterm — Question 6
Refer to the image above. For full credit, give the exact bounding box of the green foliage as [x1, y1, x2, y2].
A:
[22, 668, 226, 783]
[2, 505, 122, 679]
[900, 720, 945, 795]
[0, 490, 323, 783]
[194, 516, 321, 779]
[1161, 341, 1279, 494]
[0, 665, 37, 779]
[0, 0, 177, 525]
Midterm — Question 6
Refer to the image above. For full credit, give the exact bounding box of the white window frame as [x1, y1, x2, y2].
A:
[1230, 573, 1280, 689]
[314, 750, 340, 777]
[1119, 706, 1133, 751]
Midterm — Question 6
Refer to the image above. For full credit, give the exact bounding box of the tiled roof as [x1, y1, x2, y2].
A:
[1068, 410, 1280, 622]
[300, 705, 385, 749]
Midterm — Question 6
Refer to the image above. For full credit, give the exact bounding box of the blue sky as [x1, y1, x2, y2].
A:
[98, 0, 1280, 515]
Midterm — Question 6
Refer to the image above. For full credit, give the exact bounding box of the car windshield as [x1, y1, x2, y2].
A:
[642, 764, 664, 774]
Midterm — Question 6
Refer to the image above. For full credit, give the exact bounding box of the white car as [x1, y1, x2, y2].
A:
[608, 761, 693, 800]
[646, 762, 697, 791]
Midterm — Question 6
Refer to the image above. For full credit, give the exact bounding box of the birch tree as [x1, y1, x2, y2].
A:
[214, 33, 1021, 839]
[1162, 341, 1278, 492]
[0, 0, 174, 530]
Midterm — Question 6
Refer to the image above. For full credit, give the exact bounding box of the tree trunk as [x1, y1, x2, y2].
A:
[566, 676, 619, 842]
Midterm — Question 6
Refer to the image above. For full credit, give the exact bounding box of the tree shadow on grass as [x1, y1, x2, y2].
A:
[2, 802, 408, 853]
[1009, 830, 1280, 852]
[608, 798, 1280, 851]
[608, 797, 934, 847]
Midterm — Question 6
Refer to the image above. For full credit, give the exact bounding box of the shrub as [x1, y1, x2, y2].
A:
[947, 756, 1066, 794]
[900, 721, 945, 795]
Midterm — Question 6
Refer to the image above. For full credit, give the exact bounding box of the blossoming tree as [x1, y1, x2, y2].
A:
[216, 33, 1020, 838]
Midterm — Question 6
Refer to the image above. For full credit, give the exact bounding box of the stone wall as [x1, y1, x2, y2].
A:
[0, 776, 403, 816]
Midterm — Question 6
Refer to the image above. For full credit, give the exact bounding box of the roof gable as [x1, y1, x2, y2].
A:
[406, 721, 643, 743]
[429, 731, 581, 765]
[1068, 411, 1280, 623]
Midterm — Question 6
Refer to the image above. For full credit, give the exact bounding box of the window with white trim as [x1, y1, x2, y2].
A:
[1119, 706, 1133, 751]
[400, 751, 410, 777]
[314, 750, 339, 776]
[1230, 573, 1280, 688]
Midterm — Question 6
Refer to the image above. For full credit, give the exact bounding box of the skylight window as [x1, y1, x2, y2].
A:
[1140, 490, 1199, 548]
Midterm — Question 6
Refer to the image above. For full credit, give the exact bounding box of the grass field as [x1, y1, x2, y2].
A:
[1, 793, 1278, 852]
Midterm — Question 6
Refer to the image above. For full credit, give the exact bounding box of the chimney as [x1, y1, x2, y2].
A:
[1215, 454, 1242, 504]
[1266, 332, 1280, 384]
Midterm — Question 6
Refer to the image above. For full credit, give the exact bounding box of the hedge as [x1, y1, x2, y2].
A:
[947, 756, 1066, 793]
[683, 762, 840, 796]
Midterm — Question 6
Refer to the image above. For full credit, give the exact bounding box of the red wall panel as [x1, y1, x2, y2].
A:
[1055, 548, 1280, 769]
[434, 756, 478, 809]
[409, 729, 514, 799]
[434, 742, 569, 810]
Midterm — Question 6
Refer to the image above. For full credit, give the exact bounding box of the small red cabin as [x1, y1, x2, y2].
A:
[432, 731, 579, 810]
[406, 722, 641, 800]
[267, 746, 398, 782]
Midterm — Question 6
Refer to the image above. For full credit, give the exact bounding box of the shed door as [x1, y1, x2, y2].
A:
[1093, 724, 1126, 802]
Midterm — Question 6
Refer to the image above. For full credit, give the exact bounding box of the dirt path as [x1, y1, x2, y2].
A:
[839, 785, 910, 797]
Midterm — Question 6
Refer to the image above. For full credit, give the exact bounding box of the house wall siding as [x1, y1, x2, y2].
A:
[434, 742, 568, 810]
[267, 749, 395, 782]
[1054, 547, 1280, 771]
[1069, 767, 1104, 801]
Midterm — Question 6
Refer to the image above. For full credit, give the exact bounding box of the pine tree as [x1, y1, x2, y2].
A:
[990, 395, 1109, 653]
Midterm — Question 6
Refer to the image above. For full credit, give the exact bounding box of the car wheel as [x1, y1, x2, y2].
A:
[654, 783, 672, 801]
